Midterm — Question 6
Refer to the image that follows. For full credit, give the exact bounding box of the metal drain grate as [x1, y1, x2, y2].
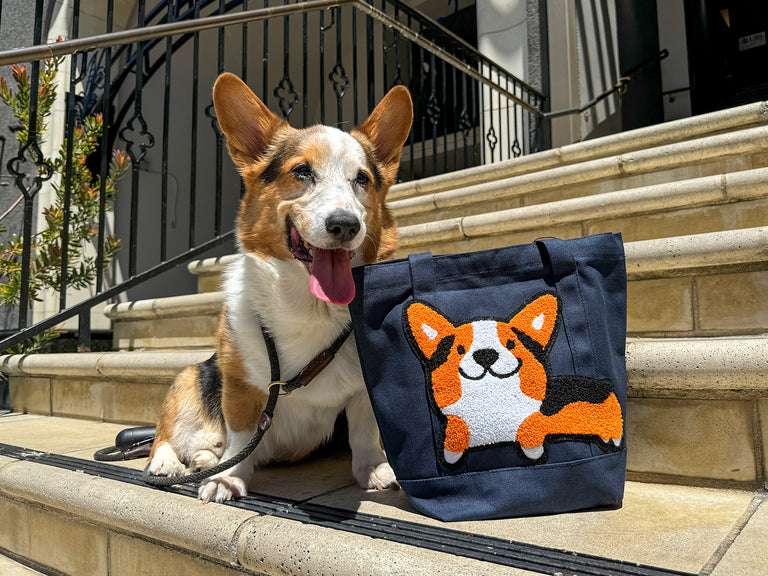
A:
[0, 443, 696, 576]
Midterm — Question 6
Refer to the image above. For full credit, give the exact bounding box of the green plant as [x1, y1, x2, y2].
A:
[0, 54, 131, 353]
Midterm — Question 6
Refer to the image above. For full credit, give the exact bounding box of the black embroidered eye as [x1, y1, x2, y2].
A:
[456, 345, 466, 355]
[355, 170, 370, 188]
[506, 339, 515, 350]
[291, 164, 313, 181]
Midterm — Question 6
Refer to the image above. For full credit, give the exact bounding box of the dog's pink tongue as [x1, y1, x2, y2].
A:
[309, 248, 355, 305]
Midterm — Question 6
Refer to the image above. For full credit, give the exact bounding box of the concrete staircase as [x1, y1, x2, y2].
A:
[1, 101, 768, 575]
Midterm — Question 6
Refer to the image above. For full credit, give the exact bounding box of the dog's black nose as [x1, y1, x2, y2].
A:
[326, 210, 361, 243]
[472, 348, 499, 370]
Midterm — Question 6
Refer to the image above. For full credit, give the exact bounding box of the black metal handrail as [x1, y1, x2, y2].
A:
[0, 0, 547, 355]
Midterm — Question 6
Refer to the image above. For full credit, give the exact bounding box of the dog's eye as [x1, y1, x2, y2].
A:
[456, 345, 466, 355]
[291, 164, 313, 182]
[506, 339, 515, 350]
[355, 170, 370, 188]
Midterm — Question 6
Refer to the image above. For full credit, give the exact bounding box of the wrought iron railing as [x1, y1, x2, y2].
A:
[0, 0, 547, 354]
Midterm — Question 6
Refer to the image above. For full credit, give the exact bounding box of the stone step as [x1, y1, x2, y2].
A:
[187, 254, 236, 293]
[387, 100, 768, 202]
[1, 414, 765, 575]
[104, 292, 223, 350]
[139, 228, 768, 351]
[2, 335, 767, 488]
[394, 167, 768, 252]
[391, 125, 768, 227]
[1, 349, 212, 425]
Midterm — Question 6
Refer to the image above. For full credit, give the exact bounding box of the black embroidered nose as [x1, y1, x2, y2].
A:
[326, 210, 360, 243]
[472, 348, 499, 370]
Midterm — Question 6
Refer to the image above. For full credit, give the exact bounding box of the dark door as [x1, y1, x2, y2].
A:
[685, 0, 768, 114]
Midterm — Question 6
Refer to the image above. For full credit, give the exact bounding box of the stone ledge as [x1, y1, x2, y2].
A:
[185, 228, 768, 297]
[0, 461, 520, 576]
[0, 349, 213, 379]
[389, 125, 768, 220]
[187, 254, 239, 277]
[396, 165, 768, 248]
[104, 291, 224, 321]
[3, 338, 767, 399]
[626, 336, 768, 398]
[388, 100, 768, 201]
[624, 227, 768, 279]
[1, 415, 767, 574]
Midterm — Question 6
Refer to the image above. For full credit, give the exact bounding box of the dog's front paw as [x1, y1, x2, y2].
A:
[355, 461, 398, 490]
[198, 476, 247, 503]
[145, 444, 185, 477]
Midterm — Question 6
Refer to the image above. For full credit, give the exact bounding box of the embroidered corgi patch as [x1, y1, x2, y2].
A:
[403, 293, 623, 465]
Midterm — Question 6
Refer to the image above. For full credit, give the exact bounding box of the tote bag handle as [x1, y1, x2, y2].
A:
[408, 252, 436, 298]
[535, 238, 597, 378]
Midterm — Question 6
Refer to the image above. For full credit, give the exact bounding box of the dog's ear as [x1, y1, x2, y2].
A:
[213, 73, 286, 168]
[405, 301, 456, 362]
[509, 294, 559, 349]
[354, 86, 413, 185]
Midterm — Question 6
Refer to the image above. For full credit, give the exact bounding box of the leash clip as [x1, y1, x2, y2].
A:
[258, 411, 272, 432]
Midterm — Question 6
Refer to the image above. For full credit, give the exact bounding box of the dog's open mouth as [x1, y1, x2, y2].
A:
[288, 220, 356, 306]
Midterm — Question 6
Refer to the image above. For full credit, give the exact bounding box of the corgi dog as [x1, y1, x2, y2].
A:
[404, 293, 623, 465]
[145, 73, 413, 503]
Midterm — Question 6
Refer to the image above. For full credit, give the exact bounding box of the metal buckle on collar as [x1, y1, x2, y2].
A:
[268, 381, 292, 396]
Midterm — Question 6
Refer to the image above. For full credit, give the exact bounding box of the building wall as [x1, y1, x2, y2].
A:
[657, 0, 692, 121]
[546, 0, 581, 146]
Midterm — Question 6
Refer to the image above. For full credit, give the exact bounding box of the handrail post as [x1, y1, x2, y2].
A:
[78, 311, 91, 353]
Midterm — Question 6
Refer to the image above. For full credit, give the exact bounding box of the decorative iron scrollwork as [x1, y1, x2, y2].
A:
[426, 95, 441, 127]
[8, 137, 54, 200]
[274, 75, 299, 119]
[329, 62, 349, 100]
[73, 50, 107, 124]
[119, 112, 155, 164]
[320, 7, 336, 32]
[486, 125, 498, 153]
[204, 102, 222, 138]
[458, 107, 472, 136]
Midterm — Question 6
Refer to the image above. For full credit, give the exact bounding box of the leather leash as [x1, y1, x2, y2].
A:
[135, 321, 353, 488]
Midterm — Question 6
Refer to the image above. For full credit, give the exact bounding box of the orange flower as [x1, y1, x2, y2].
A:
[11, 64, 27, 83]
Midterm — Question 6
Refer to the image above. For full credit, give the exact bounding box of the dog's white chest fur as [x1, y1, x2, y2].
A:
[223, 254, 363, 461]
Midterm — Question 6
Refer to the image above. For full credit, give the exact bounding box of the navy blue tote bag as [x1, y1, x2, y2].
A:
[348, 233, 628, 521]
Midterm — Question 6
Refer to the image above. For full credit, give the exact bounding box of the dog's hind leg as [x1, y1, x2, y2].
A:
[191, 449, 221, 471]
[144, 364, 205, 478]
[145, 442, 186, 477]
[198, 371, 268, 503]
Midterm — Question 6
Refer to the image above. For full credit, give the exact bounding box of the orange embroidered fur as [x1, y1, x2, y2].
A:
[404, 293, 623, 464]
